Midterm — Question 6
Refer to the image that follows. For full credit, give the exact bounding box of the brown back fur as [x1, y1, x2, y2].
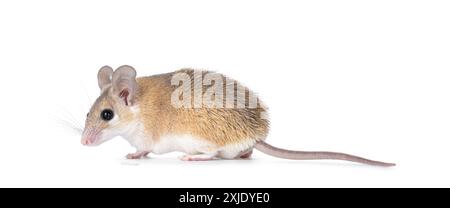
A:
[135, 69, 269, 146]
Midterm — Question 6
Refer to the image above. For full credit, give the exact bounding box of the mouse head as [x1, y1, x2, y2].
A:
[81, 65, 139, 146]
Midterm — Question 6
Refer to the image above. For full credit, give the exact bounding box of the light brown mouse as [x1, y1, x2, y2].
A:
[81, 65, 395, 166]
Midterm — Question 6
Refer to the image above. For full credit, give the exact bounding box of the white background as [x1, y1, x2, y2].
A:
[0, 0, 449, 187]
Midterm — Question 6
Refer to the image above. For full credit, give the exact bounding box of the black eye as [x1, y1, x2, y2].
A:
[101, 109, 114, 121]
[86, 113, 90, 117]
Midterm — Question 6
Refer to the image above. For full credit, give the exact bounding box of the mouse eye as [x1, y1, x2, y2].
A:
[101, 109, 114, 121]
[86, 113, 89, 117]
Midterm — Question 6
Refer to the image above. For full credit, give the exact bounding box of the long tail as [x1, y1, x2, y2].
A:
[254, 141, 395, 167]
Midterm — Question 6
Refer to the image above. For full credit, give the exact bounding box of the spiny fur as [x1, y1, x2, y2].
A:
[135, 69, 269, 146]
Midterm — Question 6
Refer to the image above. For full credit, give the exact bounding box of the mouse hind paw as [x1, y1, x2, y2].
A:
[179, 154, 216, 161]
[126, 151, 150, 159]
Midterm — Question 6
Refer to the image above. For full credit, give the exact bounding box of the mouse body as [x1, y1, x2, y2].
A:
[81, 65, 394, 166]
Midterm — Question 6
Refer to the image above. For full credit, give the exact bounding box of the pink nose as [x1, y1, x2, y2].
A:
[81, 137, 94, 145]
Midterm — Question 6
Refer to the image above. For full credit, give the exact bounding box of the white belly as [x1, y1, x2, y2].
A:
[151, 134, 217, 155]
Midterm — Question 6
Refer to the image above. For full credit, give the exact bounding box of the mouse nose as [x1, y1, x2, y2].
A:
[81, 137, 90, 145]
[81, 135, 95, 145]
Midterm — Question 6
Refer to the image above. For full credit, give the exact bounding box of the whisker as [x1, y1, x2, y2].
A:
[51, 105, 85, 136]
[60, 107, 84, 130]
[54, 116, 83, 135]
[60, 113, 83, 130]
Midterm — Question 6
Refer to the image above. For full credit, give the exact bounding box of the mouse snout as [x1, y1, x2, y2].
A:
[81, 136, 93, 145]
[81, 131, 100, 146]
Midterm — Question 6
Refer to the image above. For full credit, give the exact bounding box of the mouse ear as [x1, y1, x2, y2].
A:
[97, 65, 113, 90]
[112, 65, 137, 106]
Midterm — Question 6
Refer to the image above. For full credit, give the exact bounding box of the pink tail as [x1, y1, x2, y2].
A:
[255, 141, 395, 167]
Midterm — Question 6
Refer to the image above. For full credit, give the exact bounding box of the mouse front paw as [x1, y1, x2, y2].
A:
[126, 151, 150, 159]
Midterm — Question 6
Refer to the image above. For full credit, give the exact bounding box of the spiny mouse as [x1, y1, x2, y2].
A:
[81, 65, 395, 166]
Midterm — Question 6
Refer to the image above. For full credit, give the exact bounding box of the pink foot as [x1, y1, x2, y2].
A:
[239, 149, 253, 159]
[179, 154, 215, 161]
[126, 151, 150, 159]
